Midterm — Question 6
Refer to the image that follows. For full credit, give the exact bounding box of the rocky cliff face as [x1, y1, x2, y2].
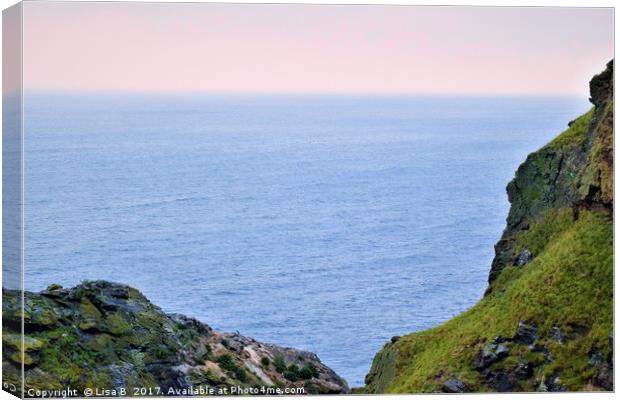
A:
[489, 60, 613, 284]
[363, 61, 613, 393]
[2, 281, 348, 397]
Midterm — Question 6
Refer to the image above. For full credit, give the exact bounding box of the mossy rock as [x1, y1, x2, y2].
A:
[3, 280, 348, 394]
[104, 312, 133, 336]
[3, 334, 45, 366]
[22, 297, 61, 327]
[11, 351, 35, 366]
[78, 298, 103, 331]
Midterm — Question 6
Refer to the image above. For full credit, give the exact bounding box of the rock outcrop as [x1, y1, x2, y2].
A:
[489, 60, 613, 284]
[363, 60, 613, 393]
[2, 281, 348, 397]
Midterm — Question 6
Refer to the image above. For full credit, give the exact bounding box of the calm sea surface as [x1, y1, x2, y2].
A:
[22, 93, 588, 386]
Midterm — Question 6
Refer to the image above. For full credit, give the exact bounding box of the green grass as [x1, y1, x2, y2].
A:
[299, 362, 320, 379]
[216, 354, 248, 382]
[548, 108, 594, 150]
[366, 209, 612, 393]
[512, 208, 574, 258]
[273, 355, 287, 373]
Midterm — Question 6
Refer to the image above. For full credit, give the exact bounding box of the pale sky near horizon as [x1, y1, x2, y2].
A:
[19, 2, 614, 95]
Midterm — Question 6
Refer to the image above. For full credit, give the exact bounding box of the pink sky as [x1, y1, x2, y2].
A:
[22, 2, 613, 95]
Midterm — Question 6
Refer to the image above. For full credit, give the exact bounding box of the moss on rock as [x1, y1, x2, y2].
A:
[2, 280, 348, 395]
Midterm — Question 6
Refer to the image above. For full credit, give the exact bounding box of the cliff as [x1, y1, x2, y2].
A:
[2, 281, 348, 396]
[363, 60, 613, 393]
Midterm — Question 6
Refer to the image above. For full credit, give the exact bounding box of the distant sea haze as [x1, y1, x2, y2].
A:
[22, 93, 589, 386]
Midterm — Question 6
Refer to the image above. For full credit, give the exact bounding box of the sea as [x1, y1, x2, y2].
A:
[19, 93, 588, 387]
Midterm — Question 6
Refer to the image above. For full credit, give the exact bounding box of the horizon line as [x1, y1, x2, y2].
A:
[11, 88, 590, 99]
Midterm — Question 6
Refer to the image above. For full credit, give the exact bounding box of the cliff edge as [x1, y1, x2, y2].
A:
[363, 60, 613, 393]
[2, 281, 348, 396]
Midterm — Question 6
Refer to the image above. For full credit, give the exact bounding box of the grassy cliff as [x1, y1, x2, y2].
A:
[363, 61, 613, 393]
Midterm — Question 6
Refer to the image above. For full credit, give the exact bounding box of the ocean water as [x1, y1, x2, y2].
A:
[22, 93, 588, 387]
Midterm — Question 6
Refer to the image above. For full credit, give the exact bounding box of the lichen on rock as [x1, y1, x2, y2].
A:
[2, 281, 348, 396]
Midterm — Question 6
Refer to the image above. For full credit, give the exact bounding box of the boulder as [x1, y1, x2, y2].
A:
[513, 321, 538, 346]
[537, 374, 567, 392]
[441, 377, 470, 393]
[514, 248, 533, 266]
[482, 370, 520, 392]
[589, 348, 613, 391]
[474, 341, 510, 370]
[514, 359, 532, 378]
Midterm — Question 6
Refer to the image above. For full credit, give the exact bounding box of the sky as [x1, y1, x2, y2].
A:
[20, 2, 614, 95]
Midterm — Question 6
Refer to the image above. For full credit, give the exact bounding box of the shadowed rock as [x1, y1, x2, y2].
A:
[441, 377, 470, 393]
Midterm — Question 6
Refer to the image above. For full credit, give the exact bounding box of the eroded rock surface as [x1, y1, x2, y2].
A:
[2, 281, 348, 396]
